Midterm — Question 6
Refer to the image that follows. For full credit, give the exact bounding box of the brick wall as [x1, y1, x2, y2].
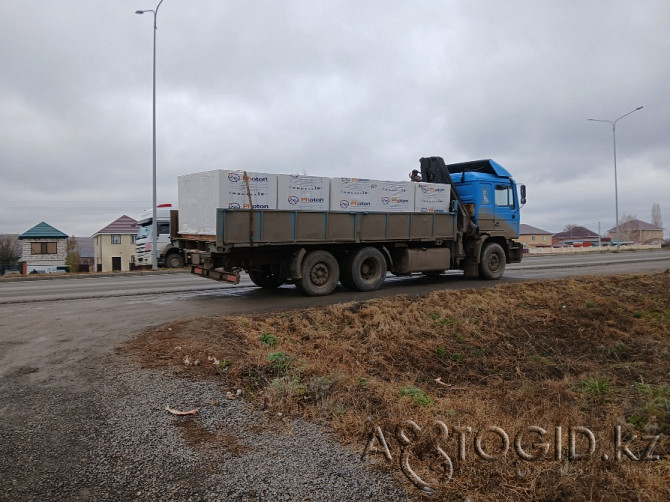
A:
[21, 238, 67, 269]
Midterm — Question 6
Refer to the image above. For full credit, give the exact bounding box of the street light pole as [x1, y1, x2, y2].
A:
[136, 0, 165, 270]
[588, 106, 643, 250]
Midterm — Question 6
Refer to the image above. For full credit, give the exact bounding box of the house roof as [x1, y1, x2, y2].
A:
[552, 226, 599, 239]
[19, 222, 68, 240]
[607, 219, 663, 233]
[519, 224, 552, 235]
[93, 215, 138, 236]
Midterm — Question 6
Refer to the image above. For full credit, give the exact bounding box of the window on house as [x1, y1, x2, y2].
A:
[131, 235, 136, 244]
[531, 236, 536, 241]
[31, 242, 57, 254]
[111, 235, 121, 245]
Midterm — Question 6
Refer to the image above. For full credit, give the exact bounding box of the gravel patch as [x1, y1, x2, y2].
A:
[0, 356, 410, 501]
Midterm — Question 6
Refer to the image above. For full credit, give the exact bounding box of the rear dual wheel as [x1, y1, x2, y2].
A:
[296, 250, 340, 296]
[340, 247, 387, 292]
[248, 270, 285, 289]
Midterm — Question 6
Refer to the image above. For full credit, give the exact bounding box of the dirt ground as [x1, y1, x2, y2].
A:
[120, 272, 670, 501]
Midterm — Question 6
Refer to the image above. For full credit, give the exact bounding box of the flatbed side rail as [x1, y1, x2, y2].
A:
[216, 209, 457, 248]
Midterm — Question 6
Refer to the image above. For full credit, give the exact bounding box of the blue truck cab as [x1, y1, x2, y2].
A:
[419, 156, 525, 278]
[447, 159, 523, 239]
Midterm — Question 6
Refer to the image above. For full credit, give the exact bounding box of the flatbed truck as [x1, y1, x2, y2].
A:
[172, 157, 525, 296]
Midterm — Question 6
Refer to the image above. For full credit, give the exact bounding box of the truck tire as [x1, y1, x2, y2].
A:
[346, 247, 386, 291]
[479, 242, 506, 280]
[296, 250, 340, 296]
[248, 270, 285, 289]
[165, 252, 184, 268]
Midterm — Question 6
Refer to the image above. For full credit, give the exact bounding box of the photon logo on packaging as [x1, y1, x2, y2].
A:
[244, 175, 269, 182]
[227, 172, 269, 183]
[382, 197, 409, 204]
[289, 196, 325, 205]
[420, 185, 447, 194]
[341, 199, 371, 208]
[228, 202, 269, 209]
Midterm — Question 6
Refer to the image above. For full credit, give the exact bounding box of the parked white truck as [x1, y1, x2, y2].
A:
[134, 204, 185, 268]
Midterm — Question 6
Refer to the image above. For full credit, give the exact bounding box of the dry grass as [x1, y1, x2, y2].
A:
[121, 272, 670, 501]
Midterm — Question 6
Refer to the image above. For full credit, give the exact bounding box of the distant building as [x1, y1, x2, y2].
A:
[92, 215, 138, 272]
[608, 219, 664, 244]
[18, 222, 69, 274]
[518, 224, 553, 248]
[552, 226, 600, 246]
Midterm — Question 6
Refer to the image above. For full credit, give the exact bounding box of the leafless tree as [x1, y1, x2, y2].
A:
[0, 235, 21, 266]
[65, 236, 81, 273]
[651, 203, 663, 229]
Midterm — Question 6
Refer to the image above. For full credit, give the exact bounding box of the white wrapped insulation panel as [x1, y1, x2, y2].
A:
[220, 170, 277, 211]
[178, 170, 277, 235]
[378, 181, 415, 212]
[414, 182, 451, 213]
[277, 175, 330, 211]
[178, 170, 222, 235]
[329, 178, 381, 212]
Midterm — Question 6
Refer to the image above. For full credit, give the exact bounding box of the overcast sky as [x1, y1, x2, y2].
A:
[1, 0, 668, 237]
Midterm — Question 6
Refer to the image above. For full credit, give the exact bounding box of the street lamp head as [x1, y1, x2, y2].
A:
[635, 106, 644, 111]
[135, 10, 146, 14]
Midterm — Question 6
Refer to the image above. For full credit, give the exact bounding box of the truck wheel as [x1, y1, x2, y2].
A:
[479, 243, 506, 280]
[248, 270, 285, 289]
[165, 253, 184, 268]
[347, 247, 386, 291]
[296, 250, 340, 296]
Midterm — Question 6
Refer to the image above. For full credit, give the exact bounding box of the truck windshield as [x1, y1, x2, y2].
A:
[137, 222, 152, 240]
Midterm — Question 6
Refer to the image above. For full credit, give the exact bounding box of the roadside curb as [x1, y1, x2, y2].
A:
[0, 269, 189, 283]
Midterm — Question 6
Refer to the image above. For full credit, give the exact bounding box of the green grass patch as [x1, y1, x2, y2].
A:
[399, 386, 434, 406]
[574, 377, 612, 398]
[259, 332, 278, 347]
[266, 352, 293, 374]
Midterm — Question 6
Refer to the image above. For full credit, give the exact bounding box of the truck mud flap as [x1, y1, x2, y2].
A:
[191, 265, 240, 284]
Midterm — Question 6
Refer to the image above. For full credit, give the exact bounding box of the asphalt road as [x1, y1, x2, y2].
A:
[1, 250, 669, 500]
[1, 250, 669, 305]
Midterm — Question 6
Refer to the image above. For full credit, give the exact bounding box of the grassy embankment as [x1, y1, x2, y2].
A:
[125, 272, 670, 501]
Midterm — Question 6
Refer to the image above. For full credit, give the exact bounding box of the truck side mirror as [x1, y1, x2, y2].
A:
[520, 185, 527, 205]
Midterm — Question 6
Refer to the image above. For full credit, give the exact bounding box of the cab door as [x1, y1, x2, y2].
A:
[476, 183, 495, 232]
[493, 183, 518, 236]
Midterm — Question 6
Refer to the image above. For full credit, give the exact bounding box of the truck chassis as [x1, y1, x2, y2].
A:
[175, 209, 521, 296]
